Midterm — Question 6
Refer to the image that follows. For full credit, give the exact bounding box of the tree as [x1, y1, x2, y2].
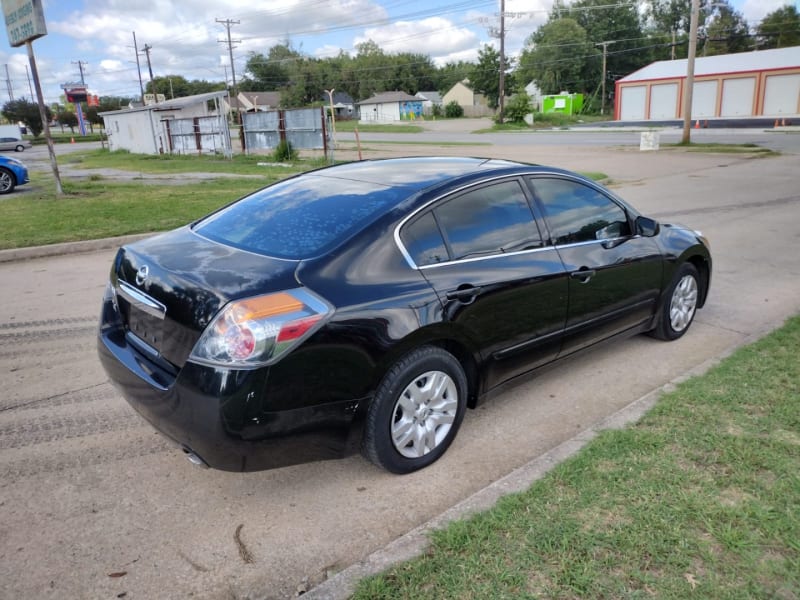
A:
[518, 18, 597, 95]
[56, 110, 78, 133]
[1, 99, 51, 137]
[702, 1, 750, 56]
[564, 0, 648, 100]
[757, 5, 800, 49]
[244, 43, 302, 90]
[470, 45, 506, 109]
[146, 75, 225, 98]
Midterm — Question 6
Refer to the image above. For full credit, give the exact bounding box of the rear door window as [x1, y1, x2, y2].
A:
[401, 179, 542, 266]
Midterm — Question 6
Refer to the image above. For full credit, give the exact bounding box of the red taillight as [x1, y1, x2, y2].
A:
[277, 315, 323, 343]
[190, 288, 331, 368]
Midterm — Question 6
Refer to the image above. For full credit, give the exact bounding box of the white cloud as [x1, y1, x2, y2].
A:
[739, 0, 794, 24]
[353, 17, 478, 58]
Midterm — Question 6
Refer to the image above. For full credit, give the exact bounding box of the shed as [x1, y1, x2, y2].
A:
[101, 91, 231, 155]
[358, 91, 423, 123]
[416, 91, 443, 114]
[614, 46, 800, 121]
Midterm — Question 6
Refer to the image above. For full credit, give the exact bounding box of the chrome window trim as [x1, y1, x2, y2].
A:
[117, 280, 167, 320]
[395, 172, 555, 270]
[418, 245, 554, 270]
[553, 236, 629, 250]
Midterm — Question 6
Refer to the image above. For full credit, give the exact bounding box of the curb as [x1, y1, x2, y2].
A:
[302, 321, 783, 599]
[0, 233, 155, 264]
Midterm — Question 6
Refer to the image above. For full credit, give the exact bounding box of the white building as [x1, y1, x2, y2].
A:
[358, 91, 424, 123]
[615, 46, 800, 121]
[101, 91, 230, 155]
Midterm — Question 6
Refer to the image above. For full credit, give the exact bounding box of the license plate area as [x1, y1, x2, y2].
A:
[127, 307, 165, 350]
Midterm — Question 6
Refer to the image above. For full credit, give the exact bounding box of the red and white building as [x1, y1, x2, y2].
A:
[614, 46, 800, 121]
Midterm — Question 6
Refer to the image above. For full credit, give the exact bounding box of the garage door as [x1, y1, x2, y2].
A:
[691, 80, 717, 117]
[620, 86, 646, 120]
[763, 74, 800, 116]
[649, 83, 678, 119]
[720, 77, 756, 117]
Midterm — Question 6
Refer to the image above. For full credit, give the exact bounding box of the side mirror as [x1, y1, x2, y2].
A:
[636, 216, 660, 237]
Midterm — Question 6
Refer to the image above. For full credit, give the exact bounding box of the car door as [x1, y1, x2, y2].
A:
[528, 176, 663, 356]
[399, 177, 569, 391]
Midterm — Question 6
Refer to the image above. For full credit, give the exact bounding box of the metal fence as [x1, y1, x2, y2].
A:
[242, 107, 328, 154]
[163, 115, 232, 156]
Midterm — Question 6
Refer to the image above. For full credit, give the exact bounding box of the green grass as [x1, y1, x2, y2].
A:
[474, 114, 612, 133]
[61, 149, 319, 176]
[666, 142, 778, 156]
[333, 120, 425, 133]
[0, 177, 269, 249]
[29, 132, 106, 144]
[354, 315, 800, 599]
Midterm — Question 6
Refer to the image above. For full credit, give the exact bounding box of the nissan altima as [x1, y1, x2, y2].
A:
[98, 157, 711, 474]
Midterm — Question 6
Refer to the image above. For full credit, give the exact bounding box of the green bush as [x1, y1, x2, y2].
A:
[504, 93, 533, 124]
[444, 101, 464, 118]
[431, 103, 443, 118]
[272, 139, 297, 162]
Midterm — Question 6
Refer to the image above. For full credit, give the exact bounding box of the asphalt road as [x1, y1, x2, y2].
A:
[1, 133, 799, 599]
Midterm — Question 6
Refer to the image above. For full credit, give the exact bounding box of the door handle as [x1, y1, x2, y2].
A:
[446, 286, 482, 303]
[570, 269, 596, 283]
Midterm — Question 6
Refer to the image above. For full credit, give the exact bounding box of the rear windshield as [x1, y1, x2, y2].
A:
[194, 174, 408, 259]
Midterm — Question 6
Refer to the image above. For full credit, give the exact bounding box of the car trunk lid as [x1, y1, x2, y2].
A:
[112, 227, 300, 368]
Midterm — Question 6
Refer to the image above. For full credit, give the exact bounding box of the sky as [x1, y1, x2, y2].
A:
[0, 0, 796, 105]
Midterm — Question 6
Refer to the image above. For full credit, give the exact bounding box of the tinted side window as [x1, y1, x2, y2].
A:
[402, 212, 448, 266]
[532, 178, 630, 245]
[435, 180, 541, 261]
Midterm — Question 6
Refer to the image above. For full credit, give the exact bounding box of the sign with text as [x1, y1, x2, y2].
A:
[2, 0, 47, 47]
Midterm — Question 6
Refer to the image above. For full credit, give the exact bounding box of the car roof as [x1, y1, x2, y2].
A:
[306, 157, 535, 192]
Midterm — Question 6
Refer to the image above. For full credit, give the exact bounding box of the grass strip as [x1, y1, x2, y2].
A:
[0, 178, 268, 249]
[354, 315, 800, 599]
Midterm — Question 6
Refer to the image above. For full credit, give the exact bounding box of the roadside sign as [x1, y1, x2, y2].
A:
[1, 0, 47, 47]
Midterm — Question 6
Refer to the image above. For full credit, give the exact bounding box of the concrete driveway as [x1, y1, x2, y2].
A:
[1, 136, 799, 599]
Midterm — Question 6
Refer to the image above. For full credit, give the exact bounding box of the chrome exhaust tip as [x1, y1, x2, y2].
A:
[183, 448, 209, 468]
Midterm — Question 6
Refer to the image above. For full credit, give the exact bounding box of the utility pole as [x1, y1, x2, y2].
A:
[681, 0, 700, 144]
[217, 18, 242, 149]
[132, 31, 145, 103]
[4, 64, 13, 101]
[25, 65, 34, 99]
[498, 0, 506, 123]
[595, 41, 616, 116]
[72, 60, 88, 85]
[216, 18, 240, 99]
[142, 43, 157, 101]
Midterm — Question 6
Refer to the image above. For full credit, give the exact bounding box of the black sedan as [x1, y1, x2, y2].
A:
[98, 157, 711, 474]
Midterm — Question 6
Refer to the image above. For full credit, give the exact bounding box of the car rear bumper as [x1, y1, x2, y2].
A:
[98, 326, 364, 471]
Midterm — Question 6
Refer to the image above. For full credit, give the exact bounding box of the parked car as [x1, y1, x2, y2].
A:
[0, 155, 29, 194]
[0, 137, 32, 152]
[98, 157, 711, 474]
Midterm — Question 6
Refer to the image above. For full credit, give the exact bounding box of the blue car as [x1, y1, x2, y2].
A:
[0, 155, 29, 194]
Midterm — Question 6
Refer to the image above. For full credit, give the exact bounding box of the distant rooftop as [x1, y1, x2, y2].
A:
[618, 46, 800, 82]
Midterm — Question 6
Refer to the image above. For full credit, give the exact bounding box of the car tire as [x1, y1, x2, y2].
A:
[0, 168, 16, 194]
[652, 262, 700, 341]
[362, 346, 467, 474]
[15, 144, 24, 152]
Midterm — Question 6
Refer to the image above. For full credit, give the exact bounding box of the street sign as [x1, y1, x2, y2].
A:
[1, 0, 47, 47]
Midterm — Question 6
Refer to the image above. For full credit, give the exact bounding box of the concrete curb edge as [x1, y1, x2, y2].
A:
[0, 233, 155, 264]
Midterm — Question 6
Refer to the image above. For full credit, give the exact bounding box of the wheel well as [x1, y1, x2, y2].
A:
[687, 255, 710, 307]
[427, 339, 481, 408]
